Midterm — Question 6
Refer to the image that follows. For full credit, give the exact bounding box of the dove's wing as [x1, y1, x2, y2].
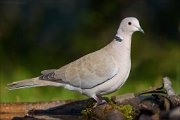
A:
[41, 69, 57, 74]
[39, 49, 119, 89]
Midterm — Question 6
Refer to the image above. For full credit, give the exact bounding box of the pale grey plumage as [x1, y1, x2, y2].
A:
[54, 49, 118, 89]
[7, 17, 144, 105]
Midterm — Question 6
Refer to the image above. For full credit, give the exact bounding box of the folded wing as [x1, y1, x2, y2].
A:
[39, 49, 119, 89]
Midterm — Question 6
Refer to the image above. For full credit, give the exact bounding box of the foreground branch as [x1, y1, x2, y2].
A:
[1, 77, 180, 120]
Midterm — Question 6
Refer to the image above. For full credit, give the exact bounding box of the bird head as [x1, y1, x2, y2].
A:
[118, 17, 144, 35]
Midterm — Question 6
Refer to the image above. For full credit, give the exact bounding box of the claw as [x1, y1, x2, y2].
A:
[92, 95, 107, 108]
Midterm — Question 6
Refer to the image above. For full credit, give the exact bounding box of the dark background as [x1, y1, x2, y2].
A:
[0, 0, 179, 102]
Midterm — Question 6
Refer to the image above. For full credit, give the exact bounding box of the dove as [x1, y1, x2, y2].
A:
[7, 17, 144, 106]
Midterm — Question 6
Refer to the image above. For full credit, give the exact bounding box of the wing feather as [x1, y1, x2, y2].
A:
[38, 49, 118, 89]
[54, 49, 119, 89]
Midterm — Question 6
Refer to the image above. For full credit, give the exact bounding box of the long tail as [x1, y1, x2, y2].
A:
[7, 77, 59, 90]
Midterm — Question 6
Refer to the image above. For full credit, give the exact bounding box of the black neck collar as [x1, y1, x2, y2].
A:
[114, 35, 122, 42]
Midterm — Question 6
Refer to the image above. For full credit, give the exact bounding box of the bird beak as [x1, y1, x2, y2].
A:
[138, 27, 144, 34]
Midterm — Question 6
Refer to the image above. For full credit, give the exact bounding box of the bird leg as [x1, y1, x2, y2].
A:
[92, 95, 107, 107]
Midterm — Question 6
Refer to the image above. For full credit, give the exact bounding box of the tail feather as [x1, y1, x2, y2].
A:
[7, 78, 44, 90]
[7, 77, 64, 90]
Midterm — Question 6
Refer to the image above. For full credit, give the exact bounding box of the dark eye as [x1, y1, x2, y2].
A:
[128, 22, 132, 25]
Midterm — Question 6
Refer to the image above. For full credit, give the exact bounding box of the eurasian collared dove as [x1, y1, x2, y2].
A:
[7, 17, 144, 105]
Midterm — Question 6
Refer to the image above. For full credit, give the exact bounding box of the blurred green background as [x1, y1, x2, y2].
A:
[0, 0, 179, 103]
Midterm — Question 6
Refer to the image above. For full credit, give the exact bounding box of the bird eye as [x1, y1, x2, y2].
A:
[128, 22, 132, 25]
